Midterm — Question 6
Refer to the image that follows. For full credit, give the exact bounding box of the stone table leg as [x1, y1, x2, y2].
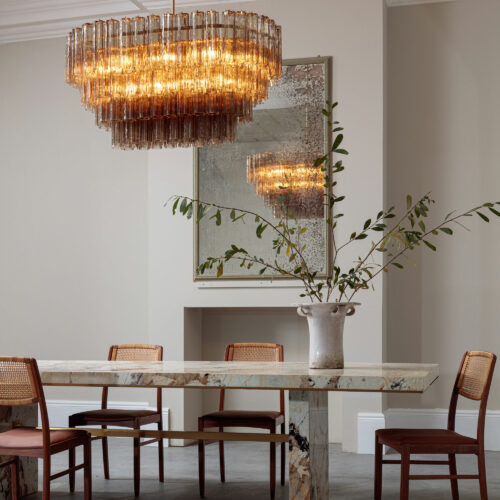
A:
[289, 391, 329, 500]
[0, 405, 38, 499]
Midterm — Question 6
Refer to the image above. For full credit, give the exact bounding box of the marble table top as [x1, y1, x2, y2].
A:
[37, 361, 439, 393]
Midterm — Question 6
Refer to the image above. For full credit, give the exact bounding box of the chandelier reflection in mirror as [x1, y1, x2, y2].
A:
[246, 151, 324, 219]
[65, 7, 282, 149]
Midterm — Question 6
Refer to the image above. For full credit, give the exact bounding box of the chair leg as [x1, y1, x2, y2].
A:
[270, 429, 276, 499]
[280, 422, 285, 486]
[219, 426, 225, 483]
[448, 453, 459, 500]
[102, 425, 110, 480]
[84, 439, 92, 500]
[374, 438, 383, 500]
[42, 455, 51, 500]
[158, 420, 164, 482]
[10, 457, 19, 500]
[198, 419, 205, 498]
[478, 450, 488, 500]
[133, 426, 141, 497]
[69, 447, 76, 492]
[400, 448, 410, 500]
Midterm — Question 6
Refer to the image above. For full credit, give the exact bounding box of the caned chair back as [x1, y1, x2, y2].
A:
[220, 343, 284, 414]
[0, 357, 51, 444]
[226, 343, 283, 362]
[457, 351, 495, 401]
[0, 357, 40, 406]
[448, 351, 496, 443]
[102, 345, 163, 413]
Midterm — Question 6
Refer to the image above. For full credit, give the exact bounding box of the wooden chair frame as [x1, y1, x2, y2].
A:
[375, 351, 497, 500]
[198, 343, 286, 499]
[69, 344, 163, 497]
[0, 357, 91, 500]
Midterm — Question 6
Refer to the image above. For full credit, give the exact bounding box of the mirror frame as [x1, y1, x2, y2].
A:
[193, 56, 333, 282]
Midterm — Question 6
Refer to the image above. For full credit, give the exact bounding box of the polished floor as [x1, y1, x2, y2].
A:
[38, 440, 499, 499]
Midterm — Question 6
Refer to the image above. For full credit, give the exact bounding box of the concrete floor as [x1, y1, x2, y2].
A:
[36, 440, 499, 499]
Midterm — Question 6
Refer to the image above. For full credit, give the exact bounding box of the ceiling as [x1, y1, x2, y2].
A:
[0, 0, 456, 45]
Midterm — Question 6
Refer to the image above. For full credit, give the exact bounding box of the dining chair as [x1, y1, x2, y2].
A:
[0, 357, 91, 500]
[374, 350, 497, 500]
[68, 344, 164, 497]
[198, 343, 285, 499]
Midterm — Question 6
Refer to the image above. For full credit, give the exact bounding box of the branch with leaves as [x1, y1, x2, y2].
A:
[169, 101, 500, 303]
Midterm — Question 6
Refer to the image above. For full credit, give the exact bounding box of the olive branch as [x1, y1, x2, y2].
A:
[169, 102, 500, 303]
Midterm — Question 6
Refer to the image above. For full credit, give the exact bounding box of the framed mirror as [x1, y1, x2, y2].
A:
[194, 56, 332, 281]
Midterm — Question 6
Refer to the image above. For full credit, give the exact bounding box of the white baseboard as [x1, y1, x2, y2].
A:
[43, 400, 170, 447]
[357, 408, 500, 454]
[357, 413, 385, 454]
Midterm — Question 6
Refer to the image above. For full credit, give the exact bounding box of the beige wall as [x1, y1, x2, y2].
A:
[0, 38, 149, 402]
[387, 0, 500, 410]
[149, 0, 386, 451]
[0, 0, 386, 451]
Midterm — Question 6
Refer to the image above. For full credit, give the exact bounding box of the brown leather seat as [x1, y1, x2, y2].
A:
[0, 427, 88, 453]
[376, 428, 478, 449]
[201, 410, 284, 426]
[70, 409, 159, 424]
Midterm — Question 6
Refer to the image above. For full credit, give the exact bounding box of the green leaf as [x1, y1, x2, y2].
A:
[439, 227, 453, 235]
[230, 209, 236, 220]
[332, 134, 344, 150]
[477, 212, 490, 222]
[423, 240, 437, 251]
[392, 262, 403, 269]
[179, 197, 187, 214]
[418, 220, 426, 232]
[217, 262, 223, 278]
[406, 195, 412, 210]
[363, 219, 372, 230]
[259, 267, 267, 275]
[489, 207, 500, 217]
[172, 198, 179, 214]
[355, 233, 368, 240]
[256, 223, 268, 238]
[335, 148, 348, 155]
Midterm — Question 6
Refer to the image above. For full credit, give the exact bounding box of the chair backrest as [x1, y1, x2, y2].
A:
[102, 345, 163, 413]
[219, 343, 284, 415]
[0, 357, 51, 444]
[448, 351, 496, 443]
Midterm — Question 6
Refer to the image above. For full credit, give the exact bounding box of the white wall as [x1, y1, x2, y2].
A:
[387, 0, 500, 411]
[149, 0, 386, 451]
[0, 37, 149, 402]
[0, 0, 386, 451]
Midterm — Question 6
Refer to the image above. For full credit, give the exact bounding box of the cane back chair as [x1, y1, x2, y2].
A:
[375, 350, 497, 500]
[198, 343, 285, 499]
[0, 357, 91, 500]
[68, 344, 164, 497]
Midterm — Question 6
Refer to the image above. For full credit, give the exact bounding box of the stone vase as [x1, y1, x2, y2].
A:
[296, 302, 360, 369]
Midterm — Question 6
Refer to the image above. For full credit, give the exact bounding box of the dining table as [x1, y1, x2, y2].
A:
[0, 360, 439, 500]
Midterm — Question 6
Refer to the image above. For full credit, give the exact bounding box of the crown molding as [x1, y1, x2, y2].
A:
[387, 0, 455, 6]
[0, 0, 255, 45]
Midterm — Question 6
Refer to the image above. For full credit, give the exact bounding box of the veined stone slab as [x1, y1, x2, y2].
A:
[37, 360, 439, 393]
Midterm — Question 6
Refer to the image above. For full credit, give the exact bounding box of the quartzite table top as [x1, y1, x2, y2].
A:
[37, 360, 439, 393]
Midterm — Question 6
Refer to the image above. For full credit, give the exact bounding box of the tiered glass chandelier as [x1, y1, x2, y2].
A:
[247, 150, 325, 219]
[65, 6, 282, 149]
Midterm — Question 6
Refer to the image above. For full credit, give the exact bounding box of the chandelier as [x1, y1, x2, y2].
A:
[65, 6, 282, 149]
[247, 150, 325, 219]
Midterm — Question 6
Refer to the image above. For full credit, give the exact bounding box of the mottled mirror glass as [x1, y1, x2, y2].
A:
[194, 57, 332, 280]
